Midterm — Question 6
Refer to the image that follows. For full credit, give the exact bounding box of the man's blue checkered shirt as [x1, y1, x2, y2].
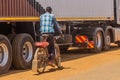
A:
[40, 12, 55, 33]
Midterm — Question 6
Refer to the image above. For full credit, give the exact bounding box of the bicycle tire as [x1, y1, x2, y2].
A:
[32, 48, 47, 73]
[54, 44, 62, 68]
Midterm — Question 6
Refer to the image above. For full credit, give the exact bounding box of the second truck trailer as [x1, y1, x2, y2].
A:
[37, 0, 120, 52]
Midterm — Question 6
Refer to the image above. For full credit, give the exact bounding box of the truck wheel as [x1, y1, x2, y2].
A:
[12, 34, 34, 69]
[91, 31, 103, 53]
[7, 34, 16, 43]
[103, 31, 111, 50]
[7, 34, 17, 69]
[0, 35, 12, 74]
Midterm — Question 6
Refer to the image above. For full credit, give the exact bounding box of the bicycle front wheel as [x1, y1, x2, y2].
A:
[54, 44, 61, 68]
[32, 48, 47, 73]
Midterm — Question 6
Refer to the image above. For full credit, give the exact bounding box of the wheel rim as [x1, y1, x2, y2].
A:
[106, 32, 111, 45]
[22, 41, 33, 62]
[96, 32, 102, 48]
[0, 43, 9, 67]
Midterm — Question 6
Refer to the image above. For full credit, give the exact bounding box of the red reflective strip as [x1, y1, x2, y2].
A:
[87, 41, 94, 48]
[76, 36, 82, 43]
[87, 42, 92, 48]
[78, 36, 84, 42]
[83, 36, 88, 39]
[81, 36, 88, 41]
[81, 35, 89, 42]
[76, 36, 88, 43]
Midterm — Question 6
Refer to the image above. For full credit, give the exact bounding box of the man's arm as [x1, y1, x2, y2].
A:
[53, 17, 62, 34]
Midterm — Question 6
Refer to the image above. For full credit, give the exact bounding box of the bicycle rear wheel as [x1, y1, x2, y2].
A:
[54, 44, 61, 68]
[32, 48, 47, 73]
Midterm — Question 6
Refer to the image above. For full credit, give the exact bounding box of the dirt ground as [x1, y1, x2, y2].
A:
[1, 44, 120, 80]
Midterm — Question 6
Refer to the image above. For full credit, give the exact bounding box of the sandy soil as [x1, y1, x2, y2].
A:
[1, 44, 120, 80]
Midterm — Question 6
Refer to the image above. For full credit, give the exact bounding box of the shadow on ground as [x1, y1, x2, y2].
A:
[33, 66, 70, 75]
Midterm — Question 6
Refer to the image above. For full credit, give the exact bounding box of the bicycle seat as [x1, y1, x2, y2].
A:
[35, 42, 49, 48]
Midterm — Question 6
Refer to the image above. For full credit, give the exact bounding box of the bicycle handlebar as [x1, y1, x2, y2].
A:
[40, 33, 64, 42]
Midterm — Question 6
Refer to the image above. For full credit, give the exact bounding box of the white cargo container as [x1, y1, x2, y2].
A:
[37, 0, 114, 21]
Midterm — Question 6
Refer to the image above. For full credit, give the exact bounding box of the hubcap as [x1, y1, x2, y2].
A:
[96, 32, 102, 48]
[106, 34, 110, 45]
[22, 41, 33, 62]
[0, 43, 9, 67]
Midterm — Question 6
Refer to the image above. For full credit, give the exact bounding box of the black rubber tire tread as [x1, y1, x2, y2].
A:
[91, 31, 103, 53]
[12, 33, 35, 69]
[7, 34, 16, 69]
[103, 31, 111, 51]
[0, 35, 12, 74]
[7, 34, 16, 43]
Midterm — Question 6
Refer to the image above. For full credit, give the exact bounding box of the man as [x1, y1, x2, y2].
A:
[40, 6, 62, 66]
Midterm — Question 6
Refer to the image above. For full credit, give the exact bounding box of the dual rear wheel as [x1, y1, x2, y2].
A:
[12, 34, 34, 69]
[91, 30, 111, 53]
[0, 35, 12, 74]
[0, 34, 35, 74]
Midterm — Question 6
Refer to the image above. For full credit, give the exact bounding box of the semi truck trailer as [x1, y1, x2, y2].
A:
[37, 0, 120, 52]
[1, 0, 120, 74]
[0, 0, 45, 74]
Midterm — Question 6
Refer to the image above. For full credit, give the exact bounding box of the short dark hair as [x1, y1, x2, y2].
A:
[46, 6, 52, 13]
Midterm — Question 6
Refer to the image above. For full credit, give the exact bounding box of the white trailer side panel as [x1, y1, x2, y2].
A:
[36, 0, 114, 21]
[116, 0, 120, 24]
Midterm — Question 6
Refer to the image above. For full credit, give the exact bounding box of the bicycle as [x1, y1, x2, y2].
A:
[32, 34, 62, 74]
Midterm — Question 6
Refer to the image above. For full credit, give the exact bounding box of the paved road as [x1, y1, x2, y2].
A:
[1, 44, 120, 80]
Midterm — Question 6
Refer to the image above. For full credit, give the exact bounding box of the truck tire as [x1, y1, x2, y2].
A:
[103, 31, 111, 50]
[91, 31, 103, 53]
[0, 35, 12, 74]
[7, 34, 17, 69]
[12, 34, 35, 69]
[7, 34, 16, 43]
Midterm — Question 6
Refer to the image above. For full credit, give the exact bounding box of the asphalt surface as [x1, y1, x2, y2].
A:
[1, 44, 120, 80]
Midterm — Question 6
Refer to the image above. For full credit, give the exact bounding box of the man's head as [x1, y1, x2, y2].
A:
[46, 6, 52, 13]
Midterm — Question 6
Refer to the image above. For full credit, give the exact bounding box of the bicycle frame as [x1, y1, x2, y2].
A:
[32, 34, 61, 73]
